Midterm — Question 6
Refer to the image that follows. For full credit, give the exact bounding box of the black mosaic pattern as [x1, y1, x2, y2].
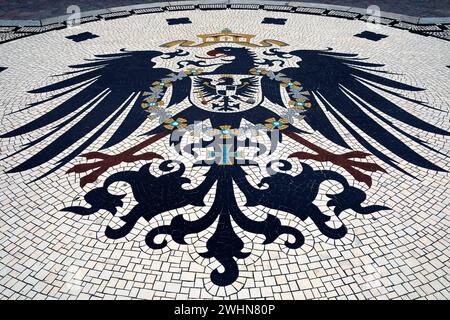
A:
[99, 11, 132, 20]
[166, 17, 192, 25]
[262, 17, 287, 25]
[66, 32, 99, 42]
[354, 31, 389, 41]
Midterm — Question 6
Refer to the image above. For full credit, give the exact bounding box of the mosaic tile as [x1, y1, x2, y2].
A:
[261, 17, 287, 25]
[198, 4, 227, 11]
[66, 32, 99, 42]
[327, 10, 361, 19]
[166, 17, 192, 25]
[263, 5, 293, 12]
[79, 16, 101, 24]
[0, 7, 449, 300]
[99, 11, 132, 20]
[393, 22, 443, 32]
[230, 4, 260, 11]
[359, 15, 395, 25]
[0, 26, 17, 32]
[16, 23, 65, 33]
[166, 5, 196, 11]
[294, 7, 326, 15]
[133, 7, 164, 15]
[422, 30, 450, 41]
[0, 32, 30, 43]
[354, 31, 388, 41]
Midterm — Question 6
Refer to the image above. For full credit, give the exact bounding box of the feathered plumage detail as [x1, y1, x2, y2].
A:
[262, 49, 449, 174]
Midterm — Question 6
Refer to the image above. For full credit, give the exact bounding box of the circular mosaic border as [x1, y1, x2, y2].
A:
[1, 2, 449, 45]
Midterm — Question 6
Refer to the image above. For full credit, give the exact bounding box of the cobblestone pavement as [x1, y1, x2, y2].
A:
[0, 7, 449, 300]
[0, 0, 449, 19]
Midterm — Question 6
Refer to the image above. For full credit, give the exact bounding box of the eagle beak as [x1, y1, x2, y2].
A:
[207, 49, 224, 57]
[195, 49, 228, 60]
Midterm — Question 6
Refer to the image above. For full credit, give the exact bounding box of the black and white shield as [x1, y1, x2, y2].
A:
[190, 74, 262, 113]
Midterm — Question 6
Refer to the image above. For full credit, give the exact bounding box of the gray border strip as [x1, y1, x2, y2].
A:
[0, 1, 449, 44]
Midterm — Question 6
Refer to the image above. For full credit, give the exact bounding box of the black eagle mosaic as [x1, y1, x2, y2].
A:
[1, 22, 449, 292]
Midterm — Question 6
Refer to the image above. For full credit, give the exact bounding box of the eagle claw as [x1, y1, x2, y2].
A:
[67, 151, 164, 188]
[67, 132, 168, 188]
[285, 131, 385, 188]
[67, 152, 163, 187]
[289, 150, 385, 187]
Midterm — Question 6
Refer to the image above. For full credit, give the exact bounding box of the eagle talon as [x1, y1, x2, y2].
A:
[68, 151, 164, 188]
[67, 132, 168, 188]
[288, 150, 384, 187]
[285, 131, 385, 187]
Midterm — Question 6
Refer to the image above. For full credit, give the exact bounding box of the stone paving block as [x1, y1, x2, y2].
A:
[327, 10, 360, 19]
[0, 5, 448, 301]
[198, 4, 228, 10]
[166, 5, 196, 11]
[99, 11, 132, 20]
[0, 32, 30, 43]
[359, 15, 395, 25]
[263, 5, 293, 12]
[393, 22, 443, 32]
[230, 4, 260, 10]
[295, 7, 326, 15]
[0, 26, 17, 32]
[133, 7, 165, 15]
[16, 23, 65, 33]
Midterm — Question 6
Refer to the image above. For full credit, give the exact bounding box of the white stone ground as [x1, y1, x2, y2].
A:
[0, 9, 449, 299]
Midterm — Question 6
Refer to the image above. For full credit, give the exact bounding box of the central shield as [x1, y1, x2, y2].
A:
[190, 74, 263, 113]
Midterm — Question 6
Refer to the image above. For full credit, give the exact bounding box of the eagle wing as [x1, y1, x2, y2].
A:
[235, 76, 259, 98]
[262, 49, 449, 175]
[1, 49, 190, 178]
[193, 76, 217, 99]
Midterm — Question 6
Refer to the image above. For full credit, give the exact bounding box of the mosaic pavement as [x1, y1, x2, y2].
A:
[0, 6, 449, 300]
[1, 0, 450, 19]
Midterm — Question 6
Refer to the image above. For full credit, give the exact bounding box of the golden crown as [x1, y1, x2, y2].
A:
[160, 29, 288, 48]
